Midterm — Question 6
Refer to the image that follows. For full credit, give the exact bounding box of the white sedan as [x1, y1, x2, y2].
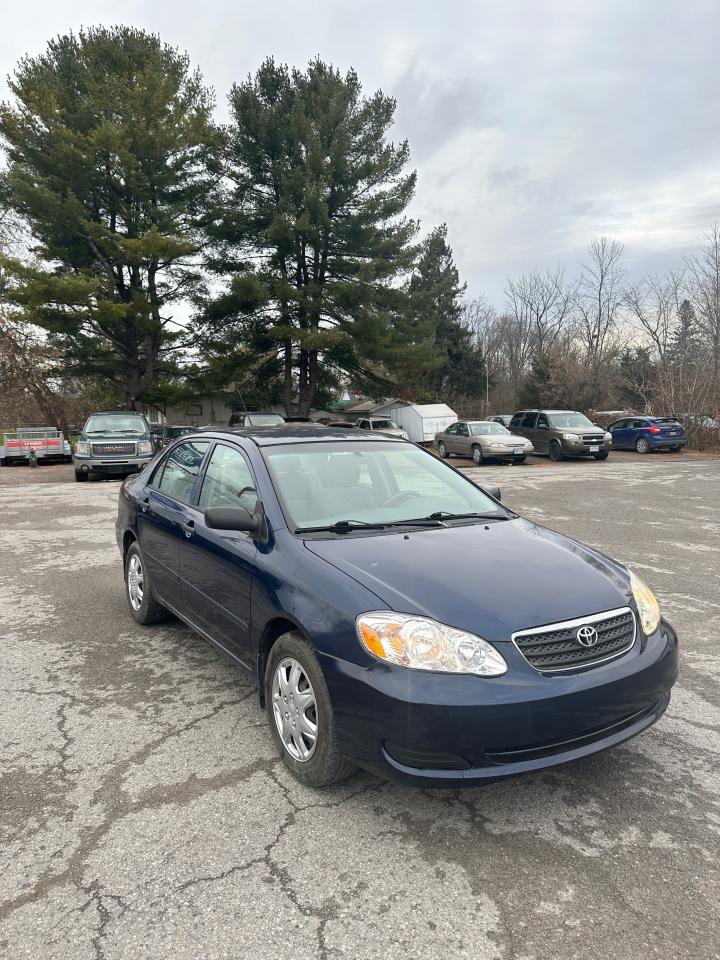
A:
[435, 420, 534, 464]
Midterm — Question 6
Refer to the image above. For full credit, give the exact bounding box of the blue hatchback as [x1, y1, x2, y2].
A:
[116, 427, 678, 787]
[607, 416, 688, 454]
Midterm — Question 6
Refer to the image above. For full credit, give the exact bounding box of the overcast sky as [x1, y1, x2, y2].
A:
[2, 0, 719, 303]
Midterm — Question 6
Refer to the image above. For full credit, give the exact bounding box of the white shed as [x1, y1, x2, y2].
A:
[371, 401, 457, 444]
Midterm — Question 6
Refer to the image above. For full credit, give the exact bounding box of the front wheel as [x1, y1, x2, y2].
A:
[549, 441, 563, 461]
[74, 470, 88, 482]
[635, 437, 650, 454]
[437, 441, 448, 459]
[265, 632, 356, 787]
[125, 541, 169, 625]
[513, 455, 526, 465]
[593, 451, 609, 460]
[471, 444, 484, 465]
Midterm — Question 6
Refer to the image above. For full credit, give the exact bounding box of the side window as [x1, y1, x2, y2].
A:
[446, 423, 459, 435]
[521, 412, 538, 429]
[509, 414, 523, 430]
[357, 419, 369, 430]
[536, 413, 549, 429]
[631, 419, 646, 429]
[198, 444, 258, 514]
[153, 441, 210, 502]
[458, 423, 469, 436]
[611, 419, 626, 430]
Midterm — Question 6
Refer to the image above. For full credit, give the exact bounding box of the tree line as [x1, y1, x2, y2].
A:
[0, 26, 481, 425]
[0, 25, 718, 438]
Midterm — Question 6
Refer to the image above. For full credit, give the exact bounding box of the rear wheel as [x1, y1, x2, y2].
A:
[125, 542, 169, 625]
[471, 444, 483, 465]
[669, 445, 681, 452]
[265, 632, 356, 787]
[635, 437, 650, 454]
[593, 451, 609, 460]
[437, 441, 448, 459]
[74, 470, 88, 482]
[549, 440, 563, 461]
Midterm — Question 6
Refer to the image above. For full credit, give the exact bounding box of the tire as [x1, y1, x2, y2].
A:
[265, 631, 356, 787]
[438, 441, 448, 459]
[74, 470, 88, 482]
[635, 437, 650, 454]
[125, 541, 169, 625]
[513, 455, 526, 465]
[549, 440, 563, 461]
[669, 446, 681, 452]
[593, 451, 609, 460]
[471, 444, 483, 465]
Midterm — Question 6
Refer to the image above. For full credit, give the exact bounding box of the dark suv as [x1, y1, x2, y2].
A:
[510, 410, 612, 461]
[73, 411, 155, 481]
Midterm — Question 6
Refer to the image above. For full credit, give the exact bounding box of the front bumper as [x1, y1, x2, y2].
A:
[74, 455, 152, 475]
[484, 443, 534, 458]
[560, 438, 612, 456]
[323, 619, 678, 786]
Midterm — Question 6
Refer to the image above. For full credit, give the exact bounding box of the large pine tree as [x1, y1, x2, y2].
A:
[0, 27, 220, 409]
[204, 58, 418, 416]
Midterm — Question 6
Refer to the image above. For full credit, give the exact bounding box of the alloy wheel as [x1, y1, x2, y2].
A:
[272, 657, 318, 762]
[127, 554, 144, 610]
[472, 445, 483, 464]
[636, 438, 649, 454]
[438, 442, 447, 458]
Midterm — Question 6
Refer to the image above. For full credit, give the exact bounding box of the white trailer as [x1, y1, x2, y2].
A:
[0, 427, 72, 465]
[371, 402, 457, 444]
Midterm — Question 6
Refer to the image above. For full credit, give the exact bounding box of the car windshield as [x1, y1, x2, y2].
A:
[548, 412, 594, 429]
[470, 423, 510, 436]
[248, 414, 285, 426]
[264, 441, 508, 532]
[371, 420, 398, 429]
[84, 415, 146, 434]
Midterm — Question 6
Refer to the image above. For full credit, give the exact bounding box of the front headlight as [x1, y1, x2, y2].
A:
[75, 441, 90, 455]
[357, 612, 507, 676]
[562, 433, 581, 441]
[629, 570, 661, 636]
[137, 440, 153, 454]
[605, 432, 612, 441]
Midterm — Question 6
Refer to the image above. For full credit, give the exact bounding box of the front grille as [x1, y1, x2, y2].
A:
[91, 442, 136, 456]
[581, 434, 605, 445]
[513, 608, 636, 672]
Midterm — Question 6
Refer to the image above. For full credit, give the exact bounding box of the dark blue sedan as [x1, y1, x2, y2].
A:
[607, 416, 688, 453]
[116, 426, 678, 787]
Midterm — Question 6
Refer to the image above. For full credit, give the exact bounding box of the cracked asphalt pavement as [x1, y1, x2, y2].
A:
[1, 455, 719, 959]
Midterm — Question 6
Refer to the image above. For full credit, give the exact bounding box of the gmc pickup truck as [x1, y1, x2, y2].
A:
[73, 411, 155, 481]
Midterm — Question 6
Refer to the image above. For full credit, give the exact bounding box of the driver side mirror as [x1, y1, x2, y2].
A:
[483, 486, 502, 502]
[205, 504, 260, 534]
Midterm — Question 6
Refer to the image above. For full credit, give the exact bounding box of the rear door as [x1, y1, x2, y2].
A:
[178, 442, 259, 667]
[138, 440, 211, 607]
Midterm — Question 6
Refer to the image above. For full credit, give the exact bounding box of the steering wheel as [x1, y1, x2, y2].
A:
[235, 486, 256, 499]
[384, 490, 421, 508]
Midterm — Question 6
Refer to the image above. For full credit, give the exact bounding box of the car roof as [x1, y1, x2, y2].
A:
[89, 410, 147, 416]
[195, 425, 407, 447]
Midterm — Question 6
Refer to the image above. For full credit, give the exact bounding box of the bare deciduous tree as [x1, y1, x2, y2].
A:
[686, 224, 720, 384]
[625, 272, 684, 363]
[505, 269, 576, 357]
[576, 237, 626, 366]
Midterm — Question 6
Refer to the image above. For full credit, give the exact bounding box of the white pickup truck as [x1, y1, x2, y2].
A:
[0, 427, 72, 465]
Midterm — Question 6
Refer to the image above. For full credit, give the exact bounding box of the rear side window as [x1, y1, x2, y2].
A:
[536, 413, 549, 429]
[152, 441, 209, 502]
[198, 444, 258, 514]
[521, 412, 538, 429]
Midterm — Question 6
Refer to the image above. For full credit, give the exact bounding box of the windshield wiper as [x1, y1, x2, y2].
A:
[295, 519, 388, 534]
[421, 510, 514, 522]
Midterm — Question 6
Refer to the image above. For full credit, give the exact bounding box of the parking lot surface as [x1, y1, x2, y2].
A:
[1, 455, 719, 959]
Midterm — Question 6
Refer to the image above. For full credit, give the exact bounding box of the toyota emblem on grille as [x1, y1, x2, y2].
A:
[576, 625, 599, 647]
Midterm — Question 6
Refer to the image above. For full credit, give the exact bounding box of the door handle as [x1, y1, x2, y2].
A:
[182, 519, 196, 537]
[140, 496, 149, 512]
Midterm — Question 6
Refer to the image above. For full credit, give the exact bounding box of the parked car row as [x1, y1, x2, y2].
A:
[436, 408, 689, 464]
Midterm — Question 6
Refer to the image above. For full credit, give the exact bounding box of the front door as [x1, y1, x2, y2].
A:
[608, 419, 630, 449]
[178, 442, 259, 668]
[138, 440, 210, 607]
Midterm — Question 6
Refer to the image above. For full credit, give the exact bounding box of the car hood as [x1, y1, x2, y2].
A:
[304, 518, 631, 642]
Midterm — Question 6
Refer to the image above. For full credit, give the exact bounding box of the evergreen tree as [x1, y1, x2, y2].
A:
[204, 58, 418, 416]
[0, 27, 220, 408]
[669, 299, 701, 366]
[407, 224, 484, 401]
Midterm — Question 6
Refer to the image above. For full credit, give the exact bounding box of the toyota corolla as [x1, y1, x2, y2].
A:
[116, 427, 678, 787]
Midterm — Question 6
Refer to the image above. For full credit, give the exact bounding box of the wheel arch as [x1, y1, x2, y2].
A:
[256, 615, 312, 707]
